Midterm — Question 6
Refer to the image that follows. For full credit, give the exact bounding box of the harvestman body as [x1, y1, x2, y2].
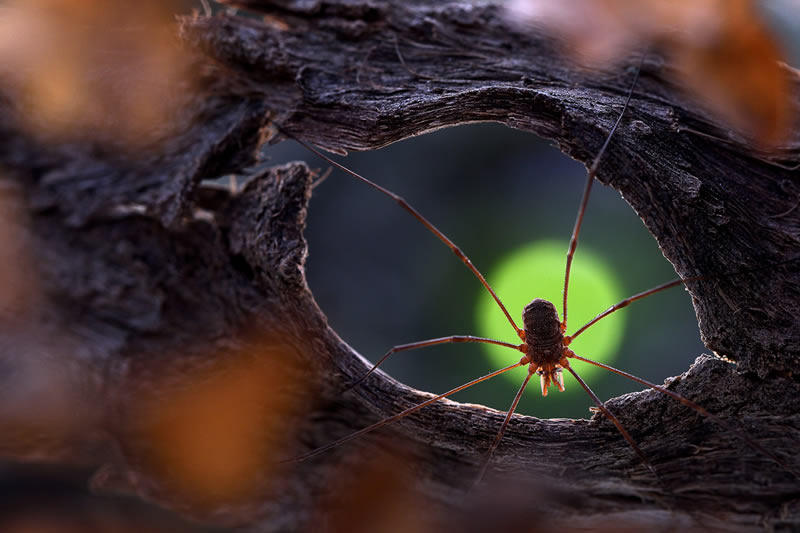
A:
[279, 63, 790, 484]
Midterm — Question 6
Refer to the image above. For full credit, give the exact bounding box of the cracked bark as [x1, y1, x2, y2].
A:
[1, 1, 799, 531]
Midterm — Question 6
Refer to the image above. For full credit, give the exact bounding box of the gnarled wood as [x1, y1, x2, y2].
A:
[0, 1, 798, 531]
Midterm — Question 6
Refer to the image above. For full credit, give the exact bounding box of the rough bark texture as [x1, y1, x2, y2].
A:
[1, 1, 799, 532]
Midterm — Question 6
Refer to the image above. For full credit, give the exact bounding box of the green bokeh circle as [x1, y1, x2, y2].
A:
[475, 240, 626, 387]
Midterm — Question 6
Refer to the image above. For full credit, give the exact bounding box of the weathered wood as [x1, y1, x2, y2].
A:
[0, 1, 799, 531]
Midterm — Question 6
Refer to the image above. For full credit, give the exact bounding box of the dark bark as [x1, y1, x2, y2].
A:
[1, 1, 799, 531]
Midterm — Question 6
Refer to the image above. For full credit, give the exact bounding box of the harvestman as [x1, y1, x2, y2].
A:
[279, 65, 788, 484]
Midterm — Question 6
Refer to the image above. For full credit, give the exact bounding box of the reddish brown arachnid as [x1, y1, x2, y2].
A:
[278, 62, 790, 485]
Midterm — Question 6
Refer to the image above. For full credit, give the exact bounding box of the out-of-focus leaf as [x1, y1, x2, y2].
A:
[0, 0, 196, 148]
[508, 0, 794, 147]
[130, 337, 303, 508]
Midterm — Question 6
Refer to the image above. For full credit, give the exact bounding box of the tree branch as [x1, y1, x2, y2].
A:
[1, 1, 799, 531]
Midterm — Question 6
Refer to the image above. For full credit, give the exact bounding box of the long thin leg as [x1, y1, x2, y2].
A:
[562, 59, 643, 331]
[280, 128, 523, 338]
[567, 277, 686, 342]
[562, 173, 594, 332]
[567, 352, 794, 474]
[347, 335, 524, 392]
[473, 370, 534, 488]
[567, 254, 800, 342]
[564, 364, 657, 477]
[282, 361, 526, 464]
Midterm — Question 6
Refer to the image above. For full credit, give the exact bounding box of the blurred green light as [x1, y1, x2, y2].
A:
[475, 240, 626, 389]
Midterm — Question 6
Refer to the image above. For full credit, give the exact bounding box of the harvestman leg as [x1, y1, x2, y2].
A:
[471, 60, 648, 482]
[564, 362, 656, 475]
[284, 361, 526, 464]
[528, 59, 670, 480]
[467, 277, 678, 484]
[570, 255, 800, 343]
[562, 58, 643, 332]
[463, 321, 795, 484]
[346, 335, 524, 391]
[275, 52, 799, 486]
[283, 59, 780, 480]
[567, 352, 794, 474]
[566, 277, 687, 343]
[567, 256, 800, 344]
[473, 370, 534, 487]
[283, 63, 637, 384]
[280, 129, 524, 339]
[557, 278, 797, 476]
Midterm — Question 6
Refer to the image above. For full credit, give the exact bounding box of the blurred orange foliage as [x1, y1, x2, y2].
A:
[508, 0, 794, 147]
[131, 338, 303, 508]
[0, 0, 195, 147]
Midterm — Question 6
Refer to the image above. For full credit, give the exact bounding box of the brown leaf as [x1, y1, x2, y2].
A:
[130, 337, 304, 508]
[674, 0, 792, 147]
[0, 0, 196, 148]
[509, 0, 794, 147]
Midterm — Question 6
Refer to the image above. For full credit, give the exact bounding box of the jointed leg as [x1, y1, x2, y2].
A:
[567, 277, 685, 342]
[280, 128, 523, 338]
[563, 174, 594, 332]
[564, 363, 657, 477]
[283, 361, 526, 464]
[567, 352, 793, 474]
[347, 335, 524, 392]
[473, 370, 534, 488]
[562, 60, 642, 331]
